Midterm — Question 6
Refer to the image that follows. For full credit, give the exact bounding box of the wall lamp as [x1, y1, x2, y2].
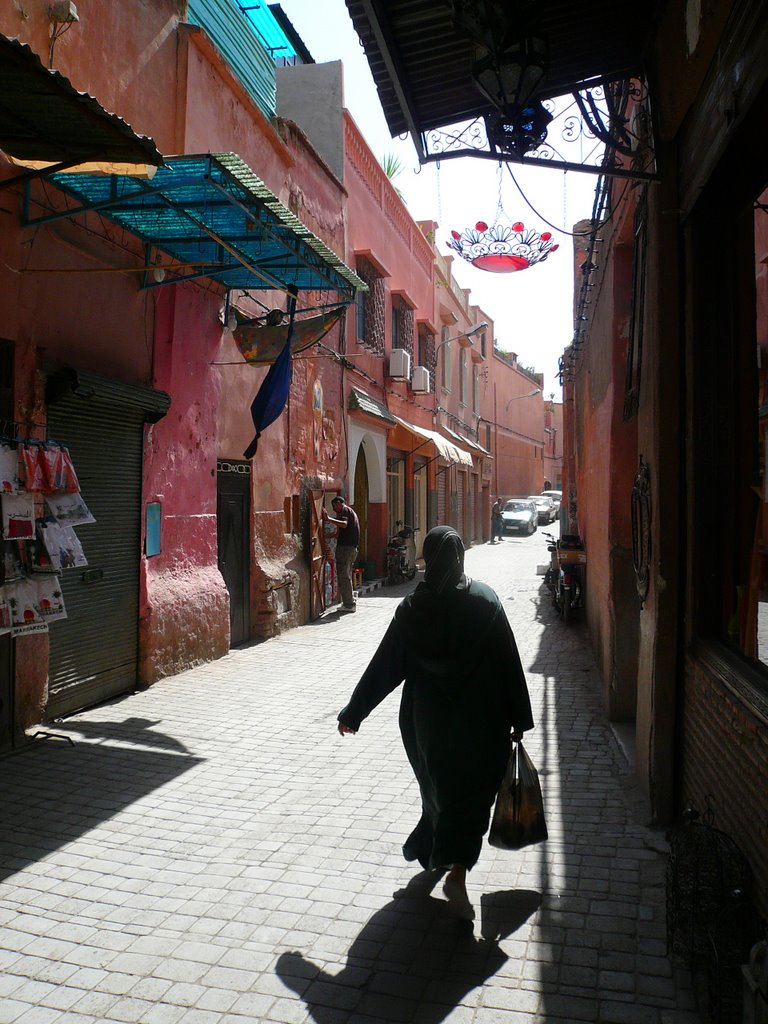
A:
[505, 387, 541, 411]
[436, 320, 489, 353]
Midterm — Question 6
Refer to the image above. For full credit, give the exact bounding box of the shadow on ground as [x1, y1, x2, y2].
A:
[276, 871, 541, 1023]
[0, 734, 202, 882]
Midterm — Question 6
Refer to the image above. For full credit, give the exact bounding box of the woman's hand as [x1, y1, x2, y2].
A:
[511, 730, 524, 742]
[338, 723, 357, 736]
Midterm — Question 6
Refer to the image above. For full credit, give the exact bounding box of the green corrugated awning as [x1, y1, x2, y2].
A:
[0, 35, 162, 171]
[26, 153, 366, 298]
[348, 387, 396, 425]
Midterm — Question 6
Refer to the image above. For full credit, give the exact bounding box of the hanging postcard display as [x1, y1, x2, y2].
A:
[0, 438, 93, 636]
[0, 443, 20, 495]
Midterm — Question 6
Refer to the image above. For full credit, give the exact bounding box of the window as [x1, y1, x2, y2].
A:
[480, 331, 487, 358]
[355, 289, 365, 341]
[691, 177, 768, 684]
[459, 349, 468, 406]
[418, 325, 436, 390]
[354, 257, 385, 355]
[441, 327, 452, 391]
[473, 364, 480, 414]
[391, 297, 414, 356]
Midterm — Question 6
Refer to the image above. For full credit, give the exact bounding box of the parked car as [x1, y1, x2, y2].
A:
[528, 494, 556, 524]
[541, 489, 562, 515]
[501, 499, 538, 535]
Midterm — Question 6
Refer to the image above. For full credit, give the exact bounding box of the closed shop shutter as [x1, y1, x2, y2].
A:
[468, 472, 477, 542]
[46, 372, 169, 717]
[437, 466, 448, 524]
[457, 470, 466, 540]
[474, 473, 482, 541]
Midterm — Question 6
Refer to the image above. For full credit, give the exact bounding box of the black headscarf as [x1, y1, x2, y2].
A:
[422, 526, 466, 594]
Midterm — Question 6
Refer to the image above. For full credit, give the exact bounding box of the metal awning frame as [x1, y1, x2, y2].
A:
[418, 75, 659, 182]
[22, 153, 366, 299]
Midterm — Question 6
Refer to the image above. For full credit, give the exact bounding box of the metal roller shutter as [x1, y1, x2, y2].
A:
[45, 374, 169, 718]
[437, 466, 448, 524]
[457, 469, 466, 541]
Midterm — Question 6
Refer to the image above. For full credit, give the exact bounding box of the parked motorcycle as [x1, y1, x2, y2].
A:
[386, 522, 418, 584]
[542, 531, 586, 624]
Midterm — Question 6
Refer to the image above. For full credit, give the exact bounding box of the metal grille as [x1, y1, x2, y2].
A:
[47, 393, 145, 717]
[394, 298, 414, 359]
[667, 805, 757, 1023]
[456, 469, 467, 540]
[437, 468, 448, 524]
[356, 257, 385, 355]
[418, 325, 436, 391]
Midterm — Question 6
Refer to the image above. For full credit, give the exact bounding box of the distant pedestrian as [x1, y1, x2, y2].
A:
[491, 498, 504, 543]
[322, 495, 360, 612]
[336, 525, 533, 920]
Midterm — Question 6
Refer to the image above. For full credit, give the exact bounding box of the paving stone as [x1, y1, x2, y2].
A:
[0, 542, 701, 1024]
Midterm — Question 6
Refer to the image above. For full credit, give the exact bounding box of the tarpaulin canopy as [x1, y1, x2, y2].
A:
[234, 305, 346, 365]
[27, 153, 366, 298]
[443, 424, 490, 457]
[393, 415, 473, 466]
[0, 35, 162, 174]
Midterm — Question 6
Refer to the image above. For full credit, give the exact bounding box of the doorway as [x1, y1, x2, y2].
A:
[46, 389, 145, 716]
[217, 462, 251, 647]
[354, 442, 369, 560]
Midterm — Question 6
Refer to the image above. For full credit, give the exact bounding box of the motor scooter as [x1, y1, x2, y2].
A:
[386, 522, 418, 584]
[542, 531, 586, 624]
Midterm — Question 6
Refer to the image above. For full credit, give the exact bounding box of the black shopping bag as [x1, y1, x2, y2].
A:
[488, 741, 548, 850]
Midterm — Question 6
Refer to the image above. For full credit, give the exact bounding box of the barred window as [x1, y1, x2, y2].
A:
[441, 326, 452, 392]
[418, 325, 436, 391]
[392, 297, 414, 357]
[355, 257, 385, 355]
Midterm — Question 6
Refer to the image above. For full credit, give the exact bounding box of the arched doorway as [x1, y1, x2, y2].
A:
[354, 442, 369, 561]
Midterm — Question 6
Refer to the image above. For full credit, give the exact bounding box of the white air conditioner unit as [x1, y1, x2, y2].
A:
[388, 348, 411, 380]
[411, 365, 431, 393]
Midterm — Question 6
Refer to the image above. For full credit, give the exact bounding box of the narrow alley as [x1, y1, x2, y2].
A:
[0, 537, 700, 1024]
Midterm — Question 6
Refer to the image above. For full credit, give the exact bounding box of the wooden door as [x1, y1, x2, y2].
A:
[308, 490, 329, 619]
[217, 464, 251, 647]
[354, 445, 369, 561]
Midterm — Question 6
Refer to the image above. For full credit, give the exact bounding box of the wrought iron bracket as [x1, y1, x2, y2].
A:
[420, 75, 658, 181]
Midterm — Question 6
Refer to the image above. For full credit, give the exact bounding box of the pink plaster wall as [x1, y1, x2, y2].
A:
[0, 1, 184, 154]
[140, 285, 229, 682]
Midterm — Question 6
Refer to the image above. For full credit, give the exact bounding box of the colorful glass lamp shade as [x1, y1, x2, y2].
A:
[447, 221, 558, 273]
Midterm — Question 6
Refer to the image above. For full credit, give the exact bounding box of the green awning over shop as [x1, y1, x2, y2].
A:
[348, 387, 396, 424]
[27, 152, 366, 298]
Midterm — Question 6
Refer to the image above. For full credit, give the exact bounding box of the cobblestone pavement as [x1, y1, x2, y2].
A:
[0, 534, 701, 1024]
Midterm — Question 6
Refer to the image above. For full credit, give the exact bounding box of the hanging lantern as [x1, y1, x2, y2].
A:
[447, 220, 558, 273]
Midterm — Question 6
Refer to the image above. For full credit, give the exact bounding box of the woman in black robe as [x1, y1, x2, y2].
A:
[337, 525, 534, 920]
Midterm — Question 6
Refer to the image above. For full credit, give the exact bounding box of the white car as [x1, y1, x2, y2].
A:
[501, 499, 538, 535]
[528, 495, 556, 524]
[541, 490, 562, 515]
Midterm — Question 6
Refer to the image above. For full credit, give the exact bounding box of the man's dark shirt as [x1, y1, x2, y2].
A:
[336, 505, 360, 549]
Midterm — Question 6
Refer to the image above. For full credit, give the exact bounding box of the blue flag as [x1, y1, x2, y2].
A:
[243, 288, 297, 459]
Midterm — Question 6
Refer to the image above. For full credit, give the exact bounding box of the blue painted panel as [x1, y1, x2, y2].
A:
[187, 0, 288, 119]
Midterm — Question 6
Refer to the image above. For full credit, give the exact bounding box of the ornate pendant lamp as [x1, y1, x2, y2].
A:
[448, 220, 558, 274]
[451, 0, 553, 159]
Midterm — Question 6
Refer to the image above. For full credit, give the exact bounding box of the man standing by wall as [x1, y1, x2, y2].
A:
[491, 498, 504, 544]
[323, 496, 360, 612]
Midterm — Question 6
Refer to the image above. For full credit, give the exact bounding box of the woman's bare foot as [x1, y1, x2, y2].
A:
[442, 865, 474, 920]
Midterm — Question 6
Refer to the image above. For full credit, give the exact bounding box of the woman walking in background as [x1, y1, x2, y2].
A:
[336, 526, 533, 920]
